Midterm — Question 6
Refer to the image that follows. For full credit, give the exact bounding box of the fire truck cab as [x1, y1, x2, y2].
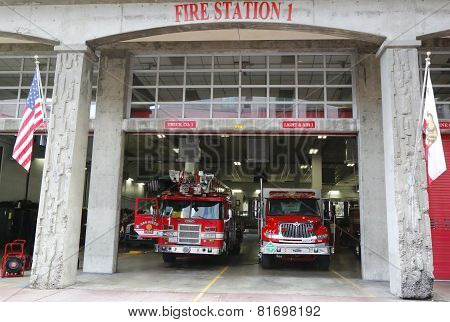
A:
[134, 171, 242, 263]
[259, 188, 333, 270]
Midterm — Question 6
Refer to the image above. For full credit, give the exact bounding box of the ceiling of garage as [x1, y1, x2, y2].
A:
[124, 134, 358, 189]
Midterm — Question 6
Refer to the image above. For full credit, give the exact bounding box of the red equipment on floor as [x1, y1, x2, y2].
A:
[1, 240, 26, 278]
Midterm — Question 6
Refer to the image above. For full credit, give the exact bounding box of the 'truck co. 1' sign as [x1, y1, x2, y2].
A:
[175, 1, 295, 22]
[164, 120, 197, 129]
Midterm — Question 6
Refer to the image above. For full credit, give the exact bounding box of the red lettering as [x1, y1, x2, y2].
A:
[270, 2, 281, 20]
[287, 3, 293, 21]
[200, 2, 209, 20]
[243, 1, 252, 19]
[232, 3, 243, 19]
[189, 3, 199, 21]
[175, 4, 183, 22]
[182, 4, 189, 21]
[215, 2, 222, 19]
[223, 1, 232, 19]
[252, 1, 258, 19]
[259, 2, 270, 19]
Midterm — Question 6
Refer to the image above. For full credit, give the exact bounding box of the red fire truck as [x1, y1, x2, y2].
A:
[258, 188, 333, 270]
[134, 170, 242, 263]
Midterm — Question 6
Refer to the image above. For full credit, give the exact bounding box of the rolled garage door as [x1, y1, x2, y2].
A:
[428, 134, 450, 280]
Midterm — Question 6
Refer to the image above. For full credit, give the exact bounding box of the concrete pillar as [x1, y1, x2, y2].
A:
[30, 48, 93, 289]
[311, 154, 322, 192]
[83, 50, 129, 273]
[356, 54, 389, 281]
[379, 46, 433, 298]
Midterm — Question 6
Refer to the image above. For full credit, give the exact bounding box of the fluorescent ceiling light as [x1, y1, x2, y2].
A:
[232, 189, 243, 194]
[127, 178, 134, 182]
[233, 161, 241, 166]
[318, 135, 327, 139]
[255, 189, 261, 194]
[173, 148, 180, 154]
[309, 148, 318, 155]
[221, 134, 230, 138]
[300, 165, 309, 169]
[346, 162, 355, 167]
[157, 134, 166, 139]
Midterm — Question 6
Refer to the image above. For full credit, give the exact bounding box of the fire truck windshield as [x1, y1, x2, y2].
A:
[161, 200, 223, 220]
[268, 198, 319, 216]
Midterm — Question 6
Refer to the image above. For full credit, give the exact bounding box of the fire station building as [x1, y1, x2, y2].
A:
[0, 0, 449, 300]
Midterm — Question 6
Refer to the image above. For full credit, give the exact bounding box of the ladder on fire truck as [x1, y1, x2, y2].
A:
[169, 170, 231, 195]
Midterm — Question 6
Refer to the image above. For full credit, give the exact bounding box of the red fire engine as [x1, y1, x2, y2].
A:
[258, 188, 333, 270]
[134, 170, 242, 263]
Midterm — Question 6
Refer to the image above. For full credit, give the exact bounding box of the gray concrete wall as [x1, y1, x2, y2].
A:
[0, 1, 449, 46]
[380, 47, 433, 298]
[356, 54, 389, 281]
[30, 50, 93, 289]
[83, 51, 129, 274]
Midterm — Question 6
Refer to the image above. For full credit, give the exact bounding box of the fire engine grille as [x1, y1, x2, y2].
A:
[279, 223, 314, 238]
[178, 224, 201, 244]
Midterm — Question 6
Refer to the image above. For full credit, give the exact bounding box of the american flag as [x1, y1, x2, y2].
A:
[12, 67, 44, 172]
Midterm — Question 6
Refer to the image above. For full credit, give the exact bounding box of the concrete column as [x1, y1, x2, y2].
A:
[30, 48, 93, 289]
[83, 50, 129, 273]
[379, 46, 433, 298]
[356, 54, 389, 281]
[311, 154, 322, 192]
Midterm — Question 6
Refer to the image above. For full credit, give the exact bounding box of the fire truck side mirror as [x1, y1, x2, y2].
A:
[225, 209, 233, 222]
[149, 205, 155, 216]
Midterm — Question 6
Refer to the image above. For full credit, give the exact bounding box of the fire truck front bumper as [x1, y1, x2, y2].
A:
[155, 244, 222, 255]
[260, 242, 333, 256]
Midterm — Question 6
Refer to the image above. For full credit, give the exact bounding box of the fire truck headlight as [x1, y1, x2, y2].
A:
[317, 234, 328, 239]
[201, 233, 216, 239]
[263, 231, 273, 238]
[163, 231, 175, 237]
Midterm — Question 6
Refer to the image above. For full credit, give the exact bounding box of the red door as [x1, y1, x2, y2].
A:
[428, 134, 450, 280]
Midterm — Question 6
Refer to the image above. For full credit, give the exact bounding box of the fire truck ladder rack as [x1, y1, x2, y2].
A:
[168, 170, 231, 195]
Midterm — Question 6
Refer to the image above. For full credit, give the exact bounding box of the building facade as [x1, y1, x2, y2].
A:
[0, 0, 449, 299]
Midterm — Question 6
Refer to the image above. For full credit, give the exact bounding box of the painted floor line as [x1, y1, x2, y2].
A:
[332, 269, 375, 298]
[192, 265, 229, 302]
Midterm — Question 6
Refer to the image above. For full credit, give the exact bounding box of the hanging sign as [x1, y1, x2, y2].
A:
[282, 120, 316, 129]
[175, 1, 294, 22]
[164, 120, 197, 129]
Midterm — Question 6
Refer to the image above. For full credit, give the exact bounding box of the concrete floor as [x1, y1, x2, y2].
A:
[0, 233, 449, 302]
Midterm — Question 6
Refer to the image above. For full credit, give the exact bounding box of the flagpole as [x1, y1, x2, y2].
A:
[410, 52, 431, 224]
[34, 55, 47, 119]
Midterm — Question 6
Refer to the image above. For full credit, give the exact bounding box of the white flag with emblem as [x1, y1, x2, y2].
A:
[423, 71, 446, 181]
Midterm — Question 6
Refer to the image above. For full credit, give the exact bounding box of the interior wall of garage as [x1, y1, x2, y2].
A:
[0, 137, 44, 203]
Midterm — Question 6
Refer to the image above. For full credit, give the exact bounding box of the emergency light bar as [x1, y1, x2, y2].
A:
[268, 191, 318, 199]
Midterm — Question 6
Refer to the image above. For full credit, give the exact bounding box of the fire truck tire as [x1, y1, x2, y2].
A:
[315, 255, 331, 270]
[261, 254, 275, 269]
[162, 253, 176, 263]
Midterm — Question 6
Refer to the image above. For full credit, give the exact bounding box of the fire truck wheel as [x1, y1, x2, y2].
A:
[261, 254, 275, 269]
[315, 255, 331, 270]
[162, 253, 176, 263]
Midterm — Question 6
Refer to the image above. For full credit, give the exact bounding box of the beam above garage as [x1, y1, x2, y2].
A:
[123, 118, 358, 135]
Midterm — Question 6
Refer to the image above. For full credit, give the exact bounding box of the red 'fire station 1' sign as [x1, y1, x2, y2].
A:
[174, 1, 294, 22]
[281, 121, 316, 129]
[164, 120, 197, 129]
